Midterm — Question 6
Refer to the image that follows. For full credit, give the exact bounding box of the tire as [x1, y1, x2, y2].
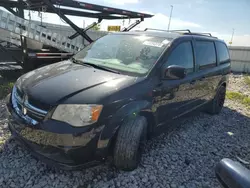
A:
[206, 85, 226, 115]
[113, 116, 147, 171]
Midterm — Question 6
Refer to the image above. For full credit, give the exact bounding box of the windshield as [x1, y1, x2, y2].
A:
[74, 34, 171, 76]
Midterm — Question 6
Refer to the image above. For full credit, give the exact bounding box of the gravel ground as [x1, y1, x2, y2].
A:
[228, 73, 250, 96]
[1, 74, 250, 188]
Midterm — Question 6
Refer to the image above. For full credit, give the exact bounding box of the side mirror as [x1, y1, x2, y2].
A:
[163, 65, 186, 80]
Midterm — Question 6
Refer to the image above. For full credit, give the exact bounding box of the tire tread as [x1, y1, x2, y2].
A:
[113, 116, 147, 171]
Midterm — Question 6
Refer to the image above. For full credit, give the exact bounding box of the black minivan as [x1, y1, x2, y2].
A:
[6, 29, 231, 171]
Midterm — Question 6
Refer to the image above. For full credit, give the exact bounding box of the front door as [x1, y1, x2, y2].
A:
[154, 40, 203, 125]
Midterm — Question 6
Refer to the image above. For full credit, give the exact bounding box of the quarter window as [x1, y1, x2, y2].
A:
[195, 41, 216, 69]
[216, 42, 230, 64]
[167, 41, 194, 73]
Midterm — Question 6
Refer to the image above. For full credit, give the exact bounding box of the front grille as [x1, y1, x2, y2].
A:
[16, 87, 24, 99]
[26, 108, 45, 121]
[28, 97, 51, 111]
[11, 86, 48, 124]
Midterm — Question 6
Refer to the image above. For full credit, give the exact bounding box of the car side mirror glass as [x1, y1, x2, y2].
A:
[163, 65, 187, 80]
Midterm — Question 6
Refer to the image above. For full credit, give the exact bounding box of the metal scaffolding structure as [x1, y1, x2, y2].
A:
[0, 0, 153, 71]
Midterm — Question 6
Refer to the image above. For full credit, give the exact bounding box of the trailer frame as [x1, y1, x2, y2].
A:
[0, 0, 153, 71]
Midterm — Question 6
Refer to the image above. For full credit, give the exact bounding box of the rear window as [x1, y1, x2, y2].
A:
[195, 41, 216, 69]
[216, 42, 230, 64]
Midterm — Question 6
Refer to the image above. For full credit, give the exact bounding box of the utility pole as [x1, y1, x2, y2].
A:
[167, 5, 173, 31]
[229, 28, 235, 46]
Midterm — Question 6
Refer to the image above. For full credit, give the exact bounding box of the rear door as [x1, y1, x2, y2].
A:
[193, 39, 218, 103]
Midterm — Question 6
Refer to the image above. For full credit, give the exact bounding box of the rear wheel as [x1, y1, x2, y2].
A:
[206, 85, 226, 114]
[113, 116, 147, 171]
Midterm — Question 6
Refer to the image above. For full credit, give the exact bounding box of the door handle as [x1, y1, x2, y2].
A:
[152, 88, 162, 96]
[190, 80, 196, 85]
[152, 82, 163, 96]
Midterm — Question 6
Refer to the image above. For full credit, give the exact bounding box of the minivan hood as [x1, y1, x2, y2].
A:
[16, 61, 135, 106]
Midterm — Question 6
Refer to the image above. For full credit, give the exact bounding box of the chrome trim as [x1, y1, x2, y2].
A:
[11, 86, 48, 125]
[24, 100, 48, 115]
[14, 89, 22, 102]
[24, 106, 46, 117]
[12, 87, 38, 125]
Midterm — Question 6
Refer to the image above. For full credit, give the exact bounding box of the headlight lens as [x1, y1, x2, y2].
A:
[52, 104, 103, 127]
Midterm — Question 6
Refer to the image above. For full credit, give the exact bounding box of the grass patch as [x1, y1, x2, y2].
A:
[0, 81, 14, 100]
[226, 91, 250, 108]
[244, 75, 250, 87]
[0, 69, 22, 100]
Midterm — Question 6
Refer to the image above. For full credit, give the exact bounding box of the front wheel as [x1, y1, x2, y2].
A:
[206, 85, 226, 115]
[113, 116, 147, 171]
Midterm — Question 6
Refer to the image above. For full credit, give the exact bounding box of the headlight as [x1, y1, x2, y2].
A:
[52, 104, 103, 127]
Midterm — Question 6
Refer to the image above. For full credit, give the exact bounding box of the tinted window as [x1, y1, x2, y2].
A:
[167, 41, 194, 73]
[196, 41, 216, 69]
[216, 42, 230, 64]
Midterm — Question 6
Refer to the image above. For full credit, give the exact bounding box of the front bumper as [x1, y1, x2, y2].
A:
[6, 94, 107, 170]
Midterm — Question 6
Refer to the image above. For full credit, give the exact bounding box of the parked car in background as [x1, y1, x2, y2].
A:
[6, 29, 231, 171]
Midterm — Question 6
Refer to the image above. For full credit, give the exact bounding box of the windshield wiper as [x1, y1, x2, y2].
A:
[71, 58, 120, 74]
[71, 57, 91, 67]
[84, 62, 121, 74]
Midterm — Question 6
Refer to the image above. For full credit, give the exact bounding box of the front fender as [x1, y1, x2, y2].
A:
[96, 100, 152, 151]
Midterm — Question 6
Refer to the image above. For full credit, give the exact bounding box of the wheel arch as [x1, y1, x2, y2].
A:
[221, 82, 226, 87]
[96, 100, 155, 155]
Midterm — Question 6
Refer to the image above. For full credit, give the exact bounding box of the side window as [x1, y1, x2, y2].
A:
[216, 42, 230, 64]
[195, 41, 216, 69]
[167, 41, 194, 73]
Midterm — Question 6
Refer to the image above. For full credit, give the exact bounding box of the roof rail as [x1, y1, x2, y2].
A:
[144, 28, 192, 33]
[197, 32, 212, 36]
[170, 30, 216, 38]
[190, 32, 212, 36]
[144, 28, 217, 38]
[169, 29, 191, 33]
[187, 32, 218, 38]
[144, 28, 169, 32]
[169, 30, 214, 36]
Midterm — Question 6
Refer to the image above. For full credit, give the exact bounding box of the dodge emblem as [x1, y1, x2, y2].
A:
[22, 95, 28, 115]
[22, 107, 27, 115]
